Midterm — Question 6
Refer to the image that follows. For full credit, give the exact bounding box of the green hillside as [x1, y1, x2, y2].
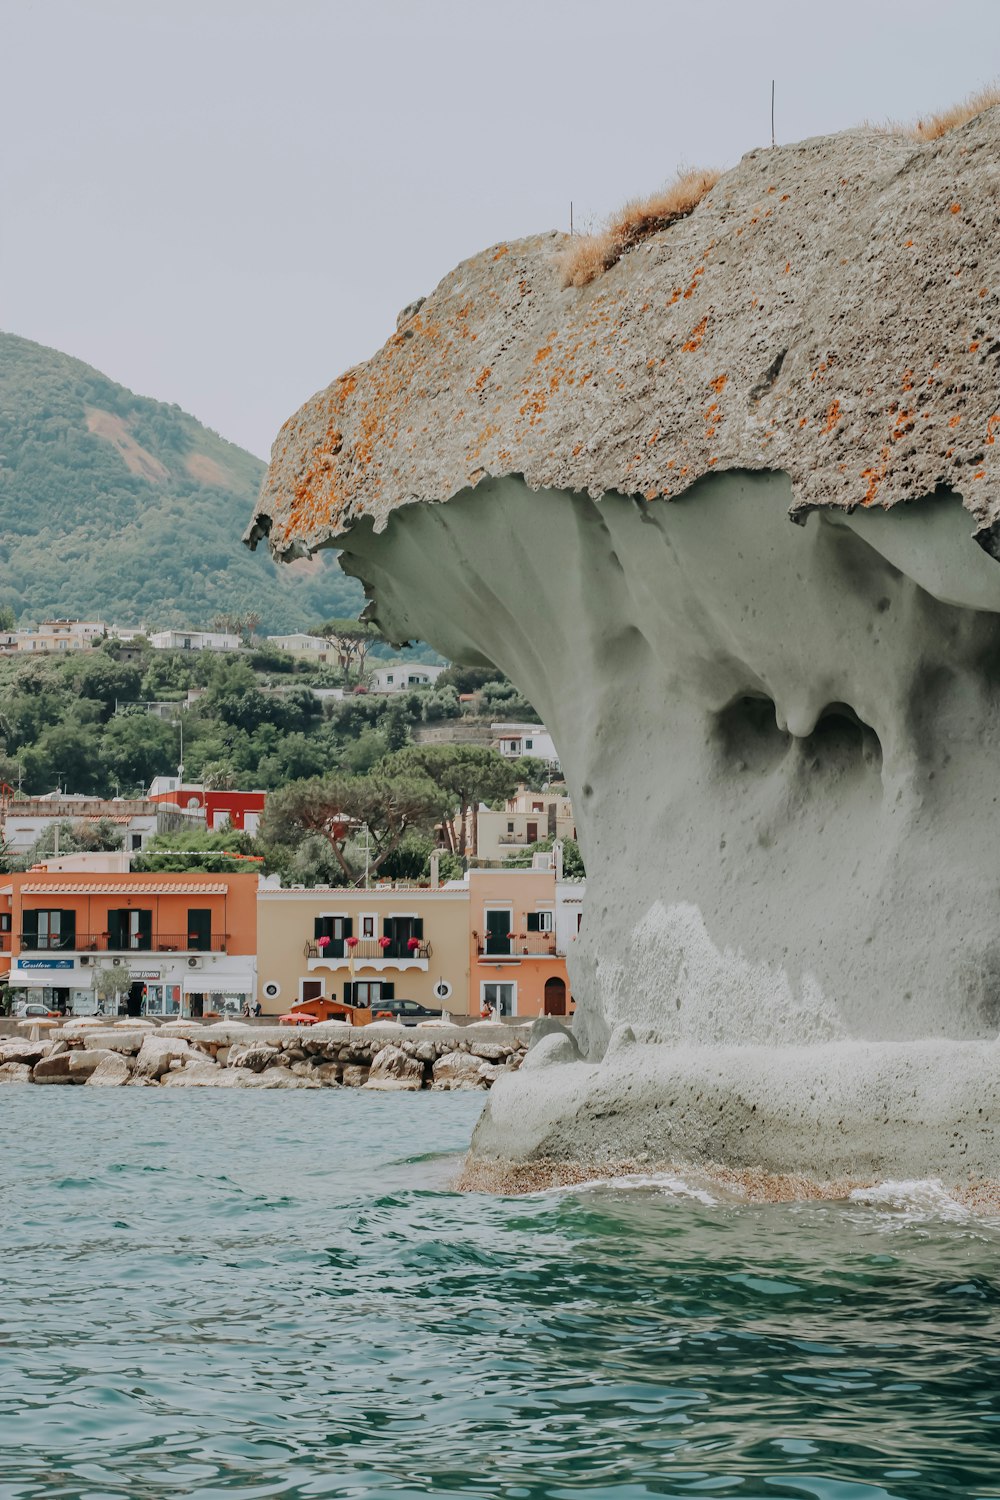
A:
[0, 332, 363, 632]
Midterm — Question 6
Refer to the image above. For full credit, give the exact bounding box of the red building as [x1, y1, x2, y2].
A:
[146, 782, 266, 835]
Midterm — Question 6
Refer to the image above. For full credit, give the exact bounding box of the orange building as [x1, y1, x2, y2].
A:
[0, 870, 258, 1018]
[468, 866, 577, 1019]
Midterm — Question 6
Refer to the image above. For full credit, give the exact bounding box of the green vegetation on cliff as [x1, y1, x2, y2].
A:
[0, 333, 363, 631]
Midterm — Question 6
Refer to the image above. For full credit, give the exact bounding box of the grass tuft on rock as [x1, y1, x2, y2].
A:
[559, 167, 720, 289]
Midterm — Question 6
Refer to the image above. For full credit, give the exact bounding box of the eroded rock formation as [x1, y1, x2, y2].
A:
[247, 109, 1000, 1188]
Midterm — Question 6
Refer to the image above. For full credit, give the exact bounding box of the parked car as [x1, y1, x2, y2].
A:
[14, 1001, 62, 1019]
[370, 998, 443, 1025]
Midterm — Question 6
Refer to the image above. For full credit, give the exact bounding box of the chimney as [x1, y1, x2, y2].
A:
[430, 850, 440, 889]
[552, 839, 564, 881]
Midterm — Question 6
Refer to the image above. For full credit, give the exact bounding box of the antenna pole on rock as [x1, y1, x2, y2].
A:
[771, 80, 776, 148]
[570, 200, 574, 236]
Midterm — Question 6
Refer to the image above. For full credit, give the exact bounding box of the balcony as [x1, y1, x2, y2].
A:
[475, 932, 559, 960]
[303, 937, 432, 972]
[19, 932, 228, 954]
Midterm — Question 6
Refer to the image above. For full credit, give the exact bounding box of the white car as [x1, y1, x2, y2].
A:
[13, 1000, 62, 1019]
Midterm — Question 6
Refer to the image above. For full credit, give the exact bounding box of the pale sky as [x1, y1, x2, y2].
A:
[3, 0, 998, 461]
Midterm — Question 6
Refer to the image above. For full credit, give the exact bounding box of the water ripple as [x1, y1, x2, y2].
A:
[0, 1090, 998, 1498]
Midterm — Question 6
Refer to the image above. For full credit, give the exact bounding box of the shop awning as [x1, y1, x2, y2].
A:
[182, 973, 254, 995]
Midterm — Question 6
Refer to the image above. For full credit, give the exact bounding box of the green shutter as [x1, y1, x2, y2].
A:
[413, 917, 423, 939]
[344, 917, 353, 938]
[526, 912, 541, 932]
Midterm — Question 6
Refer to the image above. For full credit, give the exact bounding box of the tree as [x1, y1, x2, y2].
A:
[100, 714, 177, 792]
[259, 770, 447, 886]
[379, 744, 518, 856]
[0, 605, 16, 631]
[314, 619, 385, 681]
[133, 829, 263, 873]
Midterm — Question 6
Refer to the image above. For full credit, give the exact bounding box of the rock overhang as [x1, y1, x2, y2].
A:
[246, 108, 1000, 566]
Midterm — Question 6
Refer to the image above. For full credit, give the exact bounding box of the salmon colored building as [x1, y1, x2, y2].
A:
[0, 870, 258, 1018]
[469, 866, 578, 1019]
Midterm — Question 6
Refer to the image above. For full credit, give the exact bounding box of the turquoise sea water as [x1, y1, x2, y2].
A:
[1, 1090, 998, 1499]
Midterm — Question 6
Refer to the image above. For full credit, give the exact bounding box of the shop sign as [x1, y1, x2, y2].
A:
[130, 969, 162, 980]
[18, 959, 73, 970]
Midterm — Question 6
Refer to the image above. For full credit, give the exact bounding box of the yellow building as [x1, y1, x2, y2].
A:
[256, 884, 472, 1016]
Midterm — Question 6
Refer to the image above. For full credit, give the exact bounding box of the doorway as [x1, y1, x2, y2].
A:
[126, 981, 144, 1018]
[543, 977, 567, 1016]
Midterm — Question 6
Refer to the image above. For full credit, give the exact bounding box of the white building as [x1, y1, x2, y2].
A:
[369, 663, 448, 693]
[266, 633, 333, 657]
[146, 629, 241, 652]
[492, 722, 560, 769]
[0, 795, 203, 857]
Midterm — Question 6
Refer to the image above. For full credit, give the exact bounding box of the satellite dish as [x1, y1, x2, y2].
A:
[433, 980, 453, 1002]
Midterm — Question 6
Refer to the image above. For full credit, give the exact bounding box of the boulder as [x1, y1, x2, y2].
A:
[133, 1035, 192, 1080]
[227, 1043, 281, 1073]
[341, 1064, 370, 1088]
[0, 1039, 50, 1067]
[364, 1044, 425, 1091]
[522, 1031, 583, 1071]
[82, 1030, 148, 1054]
[85, 1053, 132, 1087]
[432, 1051, 489, 1090]
[68, 1048, 118, 1080]
[32, 1054, 75, 1084]
[0, 1062, 32, 1084]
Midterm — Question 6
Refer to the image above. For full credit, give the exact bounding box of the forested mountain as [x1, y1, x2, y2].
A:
[0, 333, 363, 631]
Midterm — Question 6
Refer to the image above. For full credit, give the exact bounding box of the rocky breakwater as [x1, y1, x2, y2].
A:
[246, 99, 1000, 1195]
[0, 1021, 529, 1091]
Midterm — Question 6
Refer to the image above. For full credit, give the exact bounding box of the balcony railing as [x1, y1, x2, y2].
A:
[304, 938, 433, 961]
[19, 932, 228, 953]
[475, 932, 559, 959]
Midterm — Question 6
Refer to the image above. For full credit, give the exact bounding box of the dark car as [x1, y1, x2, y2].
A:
[370, 998, 443, 1026]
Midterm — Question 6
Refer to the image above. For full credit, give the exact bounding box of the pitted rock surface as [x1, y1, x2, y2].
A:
[248, 111, 1000, 558]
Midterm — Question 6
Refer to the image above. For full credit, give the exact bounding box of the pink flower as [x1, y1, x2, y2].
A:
[378, 936, 392, 949]
[407, 936, 421, 951]
[346, 936, 359, 948]
[317, 936, 330, 949]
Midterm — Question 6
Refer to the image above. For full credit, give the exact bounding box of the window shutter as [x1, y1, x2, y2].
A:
[314, 917, 326, 939]
[413, 918, 424, 939]
[344, 917, 353, 938]
[343, 982, 353, 1003]
[22, 909, 38, 946]
[382, 982, 395, 1000]
[526, 912, 541, 932]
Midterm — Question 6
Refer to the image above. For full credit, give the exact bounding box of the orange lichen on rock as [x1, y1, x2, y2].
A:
[821, 399, 842, 435]
[682, 317, 708, 353]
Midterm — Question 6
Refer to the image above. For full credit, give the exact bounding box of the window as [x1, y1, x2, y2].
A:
[187, 909, 212, 951]
[22, 908, 76, 951]
[314, 915, 352, 958]
[526, 910, 553, 933]
[382, 915, 424, 958]
[107, 908, 152, 951]
[482, 981, 515, 1016]
[386, 673, 394, 684]
[507, 821, 515, 834]
[344, 980, 394, 1005]
[130, 834, 143, 851]
[361, 915, 375, 939]
[483, 909, 512, 956]
[525, 739, 533, 750]
[0, 913, 10, 933]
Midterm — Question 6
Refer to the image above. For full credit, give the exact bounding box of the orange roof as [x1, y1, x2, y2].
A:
[19, 881, 229, 896]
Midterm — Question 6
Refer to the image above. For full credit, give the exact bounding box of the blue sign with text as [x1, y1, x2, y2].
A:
[18, 959, 73, 970]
